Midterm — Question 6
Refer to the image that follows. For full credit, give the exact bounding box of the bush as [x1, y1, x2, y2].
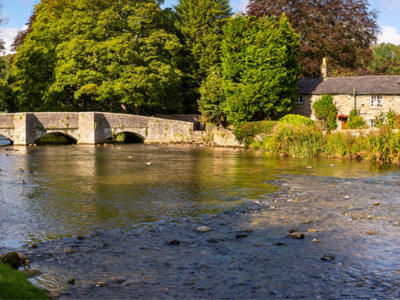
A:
[312, 94, 338, 131]
[347, 109, 367, 129]
[234, 121, 277, 146]
[278, 114, 314, 126]
[374, 108, 399, 129]
[268, 124, 325, 157]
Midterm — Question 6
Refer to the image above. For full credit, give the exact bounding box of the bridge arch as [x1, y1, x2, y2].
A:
[105, 130, 145, 143]
[34, 132, 78, 145]
[0, 133, 13, 145]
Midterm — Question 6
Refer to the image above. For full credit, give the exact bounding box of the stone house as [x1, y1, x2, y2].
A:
[292, 59, 400, 129]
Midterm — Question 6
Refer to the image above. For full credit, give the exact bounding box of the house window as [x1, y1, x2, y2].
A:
[297, 95, 303, 104]
[370, 95, 383, 108]
[369, 119, 375, 128]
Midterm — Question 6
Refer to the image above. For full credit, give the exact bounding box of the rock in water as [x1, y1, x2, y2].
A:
[321, 255, 335, 261]
[168, 240, 180, 246]
[196, 226, 212, 233]
[286, 233, 305, 240]
[1, 252, 20, 269]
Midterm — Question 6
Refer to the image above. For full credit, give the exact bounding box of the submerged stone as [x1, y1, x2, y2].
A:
[1, 252, 20, 269]
[286, 233, 305, 240]
[196, 226, 212, 233]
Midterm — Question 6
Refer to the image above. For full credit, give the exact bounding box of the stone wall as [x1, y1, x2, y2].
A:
[212, 128, 241, 147]
[0, 114, 14, 129]
[155, 114, 202, 123]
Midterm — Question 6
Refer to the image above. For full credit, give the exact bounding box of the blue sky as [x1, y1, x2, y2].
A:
[2, 0, 400, 54]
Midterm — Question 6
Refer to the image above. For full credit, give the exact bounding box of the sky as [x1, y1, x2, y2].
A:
[1, 0, 400, 54]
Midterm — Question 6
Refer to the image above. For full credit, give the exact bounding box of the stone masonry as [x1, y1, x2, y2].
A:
[0, 112, 195, 145]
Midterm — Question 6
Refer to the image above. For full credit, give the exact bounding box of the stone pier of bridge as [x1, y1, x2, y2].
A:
[0, 112, 197, 145]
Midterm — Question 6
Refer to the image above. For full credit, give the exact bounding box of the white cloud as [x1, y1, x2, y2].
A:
[0, 26, 24, 55]
[378, 26, 400, 45]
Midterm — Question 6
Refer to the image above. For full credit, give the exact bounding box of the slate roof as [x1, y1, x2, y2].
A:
[298, 76, 400, 95]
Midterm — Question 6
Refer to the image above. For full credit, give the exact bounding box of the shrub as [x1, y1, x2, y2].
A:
[374, 108, 399, 129]
[312, 94, 338, 131]
[268, 123, 325, 158]
[347, 109, 367, 129]
[278, 114, 314, 126]
[234, 121, 277, 146]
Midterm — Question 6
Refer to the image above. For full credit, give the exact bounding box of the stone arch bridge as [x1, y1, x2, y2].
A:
[0, 112, 196, 145]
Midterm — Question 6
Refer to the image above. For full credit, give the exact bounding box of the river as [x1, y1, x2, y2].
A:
[1, 138, 400, 298]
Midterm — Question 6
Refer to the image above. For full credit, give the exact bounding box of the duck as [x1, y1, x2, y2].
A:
[145, 161, 152, 166]
[128, 155, 133, 159]
[306, 166, 313, 169]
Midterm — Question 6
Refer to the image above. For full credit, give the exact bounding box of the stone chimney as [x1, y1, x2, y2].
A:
[320, 57, 329, 80]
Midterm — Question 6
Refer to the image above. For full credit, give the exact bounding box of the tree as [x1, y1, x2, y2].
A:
[0, 0, 8, 74]
[371, 43, 400, 75]
[221, 14, 301, 127]
[247, 0, 379, 77]
[198, 67, 226, 124]
[312, 94, 338, 131]
[10, 12, 36, 53]
[174, 0, 232, 111]
[12, 0, 183, 114]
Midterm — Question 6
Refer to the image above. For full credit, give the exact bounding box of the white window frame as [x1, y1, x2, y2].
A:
[297, 95, 303, 104]
[370, 95, 383, 108]
[369, 119, 375, 128]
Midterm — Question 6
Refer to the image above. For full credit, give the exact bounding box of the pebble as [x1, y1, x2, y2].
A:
[286, 233, 305, 240]
[196, 226, 212, 233]
[168, 240, 180, 246]
[321, 255, 335, 261]
[308, 229, 318, 232]
[288, 229, 297, 233]
[374, 202, 380, 206]
[312, 239, 319, 243]
[235, 234, 248, 239]
[68, 279, 76, 285]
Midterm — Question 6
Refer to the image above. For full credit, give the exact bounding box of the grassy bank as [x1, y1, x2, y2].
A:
[248, 123, 400, 164]
[0, 262, 48, 299]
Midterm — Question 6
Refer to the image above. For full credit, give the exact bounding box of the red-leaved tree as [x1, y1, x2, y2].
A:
[247, 0, 379, 77]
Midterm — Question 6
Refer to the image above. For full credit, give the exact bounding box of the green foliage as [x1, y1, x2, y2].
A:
[278, 114, 313, 126]
[267, 124, 325, 157]
[312, 94, 338, 131]
[0, 54, 13, 80]
[348, 109, 367, 129]
[371, 43, 400, 74]
[0, 262, 48, 299]
[0, 79, 14, 112]
[175, 0, 232, 83]
[374, 108, 399, 129]
[12, 0, 183, 113]
[198, 67, 226, 124]
[234, 121, 277, 146]
[221, 14, 301, 127]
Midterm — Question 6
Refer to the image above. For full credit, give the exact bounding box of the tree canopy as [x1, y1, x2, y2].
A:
[247, 0, 379, 77]
[12, 0, 183, 114]
[371, 43, 400, 75]
[221, 14, 301, 127]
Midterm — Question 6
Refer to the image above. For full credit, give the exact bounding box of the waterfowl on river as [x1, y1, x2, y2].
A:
[145, 161, 152, 166]
[306, 166, 313, 169]
[128, 155, 133, 159]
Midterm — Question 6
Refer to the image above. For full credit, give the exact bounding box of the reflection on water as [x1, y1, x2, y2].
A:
[0, 143, 399, 245]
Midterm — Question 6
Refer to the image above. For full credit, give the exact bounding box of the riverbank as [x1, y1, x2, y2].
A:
[3, 172, 400, 299]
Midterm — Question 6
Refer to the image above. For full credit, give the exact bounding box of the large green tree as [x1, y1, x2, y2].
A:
[222, 14, 301, 127]
[12, 0, 183, 114]
[371, 43, 400, 75]
[174, 0, 232, 111]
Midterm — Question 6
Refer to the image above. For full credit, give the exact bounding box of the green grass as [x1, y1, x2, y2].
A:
[0, 263, 48, 299]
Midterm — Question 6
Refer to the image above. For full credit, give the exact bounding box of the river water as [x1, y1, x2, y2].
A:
[2, 136, 400, 298]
